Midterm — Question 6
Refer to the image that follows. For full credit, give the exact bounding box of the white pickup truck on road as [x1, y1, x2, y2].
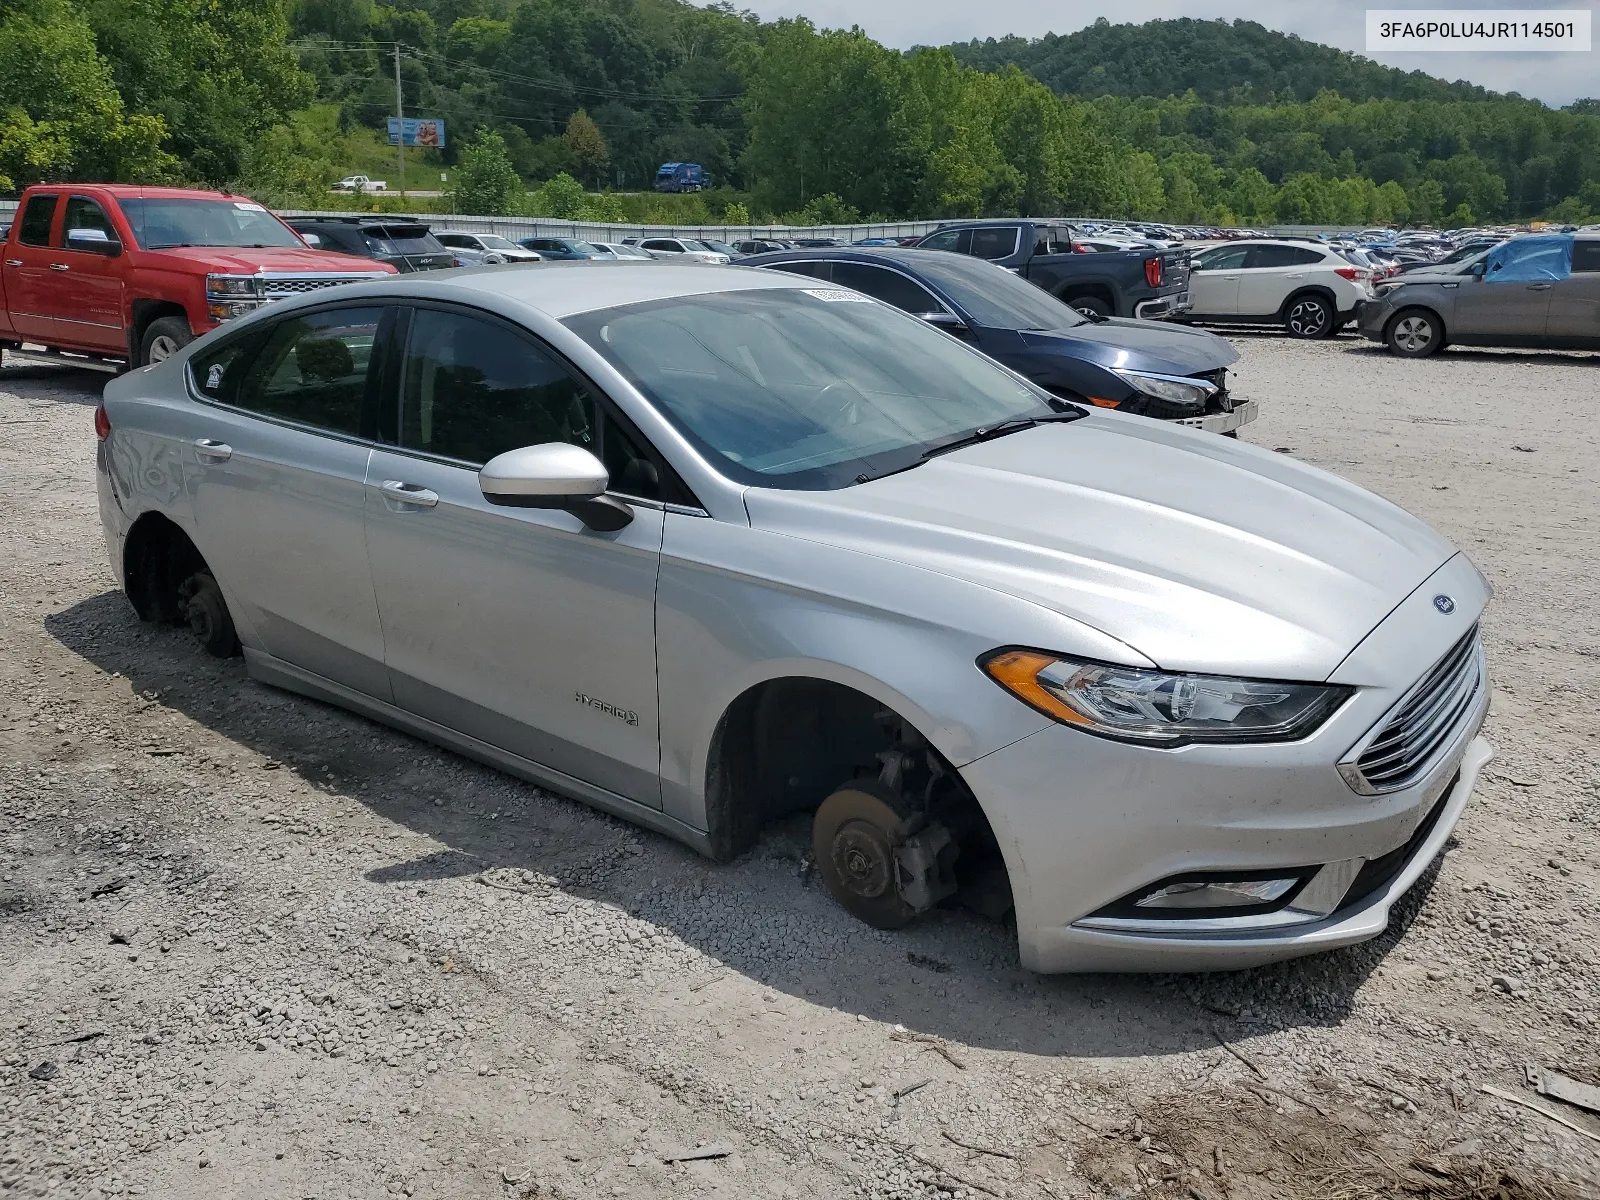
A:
[333, 175, 388, 193]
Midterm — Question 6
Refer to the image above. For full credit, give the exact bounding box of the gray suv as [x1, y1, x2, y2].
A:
[94, 263, 1492, 973]
[1357, 233, 1600, 355]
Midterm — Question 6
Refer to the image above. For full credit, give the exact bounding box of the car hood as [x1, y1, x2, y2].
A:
[1019, 318, 1238, 375]
[743, 416, 1457, 680]
[136, 245, 395, 275]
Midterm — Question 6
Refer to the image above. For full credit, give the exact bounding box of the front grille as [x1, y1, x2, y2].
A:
[261, 275, 377, 297]
[1347, 626, 1482, 793]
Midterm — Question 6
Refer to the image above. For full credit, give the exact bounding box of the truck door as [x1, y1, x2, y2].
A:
[2, 192, 62, 343]
[49, 195, 127, 353]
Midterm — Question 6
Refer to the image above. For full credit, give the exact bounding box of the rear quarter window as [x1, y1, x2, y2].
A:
[1573, 242, 1600, 272]
[18, 194, 59, 246]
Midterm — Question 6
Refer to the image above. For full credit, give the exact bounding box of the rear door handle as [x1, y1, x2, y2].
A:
[1527, 283, 1553, 291]
[193, 438, 233, 462]
[379, 480, 439, 509]
[49, 263, 70, 272]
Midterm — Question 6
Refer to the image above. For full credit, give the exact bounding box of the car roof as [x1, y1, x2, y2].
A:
[27, 184, 258, 202]
[299, 260, 816, 319]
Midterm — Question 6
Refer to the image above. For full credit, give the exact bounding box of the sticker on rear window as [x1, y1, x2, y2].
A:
[233, 201, 266, 211]
[801, 288, 871, 303]
[206, 364, 223, 389]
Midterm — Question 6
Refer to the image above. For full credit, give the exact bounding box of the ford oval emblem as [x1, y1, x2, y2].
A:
[1433, 594, 1455, 615]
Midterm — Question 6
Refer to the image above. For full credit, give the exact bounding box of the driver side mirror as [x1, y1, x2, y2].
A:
[479, 443, 633, 532]
[65, 227, 121, 256]
[919, 311, 971, 338]
[299, 232, 323, 248]
[1468, 261, 1488, 278]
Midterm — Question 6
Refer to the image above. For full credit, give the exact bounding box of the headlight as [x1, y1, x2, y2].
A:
[1109, 368, 1213, 409]
[206, 274, 261, 297]
[980, 650, 1350, 745]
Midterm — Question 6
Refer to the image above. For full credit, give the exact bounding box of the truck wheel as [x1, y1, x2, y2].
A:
[1067, 295, 1111, 318]
[1385, 309, 1443, 358]
[141, 317, 193, 366]
[1284, 294, 1334, 339]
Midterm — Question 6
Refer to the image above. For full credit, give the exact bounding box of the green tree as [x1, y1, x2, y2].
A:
[722, 200, 751, 224]
[563, 109, 609, 188]
[452, 129, 522, 215]
[524, 171, 585, 218]
[0, 0, 172, 189]
[86, 0, 313, 184]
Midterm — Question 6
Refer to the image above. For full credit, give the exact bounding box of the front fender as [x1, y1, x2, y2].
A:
[654, 511, 1144, 834]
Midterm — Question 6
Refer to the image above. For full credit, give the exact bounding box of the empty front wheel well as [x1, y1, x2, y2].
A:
[1059, 283, 1116, 311]
[122, 512, 208, 624]
[702, 677, 999, 869]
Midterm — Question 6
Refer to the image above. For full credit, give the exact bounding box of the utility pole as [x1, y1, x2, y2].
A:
[394, 43, 406, 198]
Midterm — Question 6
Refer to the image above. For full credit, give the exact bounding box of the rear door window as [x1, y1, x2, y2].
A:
[1245, 244, 1321, 269]
[234, 307, 386, 436]
[829, 262, 947, 315]
[17, 194, 58, 246]
[1570, 242, 1600, 272]
[969, 226, 1020, 260]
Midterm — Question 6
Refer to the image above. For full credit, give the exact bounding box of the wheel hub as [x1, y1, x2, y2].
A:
[148, 336, 180, 362]
[832, 820, 893, 899]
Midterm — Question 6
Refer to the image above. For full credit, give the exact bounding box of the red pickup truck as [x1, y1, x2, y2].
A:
[0, 184, 395, 370]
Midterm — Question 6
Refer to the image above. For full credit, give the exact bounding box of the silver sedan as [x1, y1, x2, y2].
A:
[95, 263, 1493, 973]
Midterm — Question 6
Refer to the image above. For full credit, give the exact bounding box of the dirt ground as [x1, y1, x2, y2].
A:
[1, 333, 1598, 1200]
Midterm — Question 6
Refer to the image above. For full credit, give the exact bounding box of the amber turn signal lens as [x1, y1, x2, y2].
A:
[980, 650, 1093, 727]
[1085, 396, 1122, 408]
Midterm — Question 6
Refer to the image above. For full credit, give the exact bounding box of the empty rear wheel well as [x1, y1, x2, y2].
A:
[703, 678, 999, 870]
[122, 512, 208, 624]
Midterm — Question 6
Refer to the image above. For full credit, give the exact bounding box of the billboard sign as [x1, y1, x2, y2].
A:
[387, 117, 445, 148]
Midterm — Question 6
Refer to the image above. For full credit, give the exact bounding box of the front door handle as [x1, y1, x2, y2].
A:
[49, 263, 70, 272]
[1527, 283, 1553, 291]
[193, 438, 233, 462]
[4, 259, 22, 268]
[379, 480, 439, 509]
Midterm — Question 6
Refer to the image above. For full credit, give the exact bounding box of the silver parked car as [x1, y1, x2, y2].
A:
[96, 264, 1493, 973]
[432, 231, 543, 265]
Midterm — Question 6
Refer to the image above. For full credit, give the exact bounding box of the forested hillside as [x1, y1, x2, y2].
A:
[3, 0, 1600, 227]
[945, 17, 1494, 105]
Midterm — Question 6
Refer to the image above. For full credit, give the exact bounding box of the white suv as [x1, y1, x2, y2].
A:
[627, 237, 730, 264]
[1185, 239, 1374, 338]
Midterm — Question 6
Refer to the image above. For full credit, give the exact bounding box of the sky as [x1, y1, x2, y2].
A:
[735, 0, 1598, 107]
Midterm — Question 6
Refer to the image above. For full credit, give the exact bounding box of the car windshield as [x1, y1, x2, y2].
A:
[479, 235, 520, 251]
[701, 240, 737, 255]
[564, 288, 1057, 490]
[120, 197, 303, 250]
[363, 225, 442, 254]
[567, 240, 601, 255]
[912, 253, 1087, 330]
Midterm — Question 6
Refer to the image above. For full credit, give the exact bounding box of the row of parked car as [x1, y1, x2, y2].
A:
[3, 184, 1595, 380]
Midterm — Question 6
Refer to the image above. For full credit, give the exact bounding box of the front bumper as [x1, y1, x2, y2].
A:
[1172, 398, 1257, 435]
[960, 553, 1491, 973]
[1355, 299, 1391, 342]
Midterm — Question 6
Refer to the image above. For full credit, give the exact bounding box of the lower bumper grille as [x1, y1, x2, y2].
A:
[1337, 776, 1454, 910]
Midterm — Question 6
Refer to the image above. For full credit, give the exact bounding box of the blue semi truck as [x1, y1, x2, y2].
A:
[654, 162, 709, 193]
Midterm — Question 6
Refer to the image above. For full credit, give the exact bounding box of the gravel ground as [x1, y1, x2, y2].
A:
[1, 335, 1598, 1200]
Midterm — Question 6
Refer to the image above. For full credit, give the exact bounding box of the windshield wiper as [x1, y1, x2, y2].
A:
[920, 410, 1086, 461]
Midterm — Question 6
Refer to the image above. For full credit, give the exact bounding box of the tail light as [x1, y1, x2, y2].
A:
[452, 256, 465, 267]
[1072, 243, 1090, 253]
[1333, 266, 1371, 281]
[1145, 257, 1163, 288]
[94, 403, 111, 441]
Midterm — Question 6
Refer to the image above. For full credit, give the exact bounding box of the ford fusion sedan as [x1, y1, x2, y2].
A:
[97, 264, 1492, 973]
[743, 247, 1253, 435]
